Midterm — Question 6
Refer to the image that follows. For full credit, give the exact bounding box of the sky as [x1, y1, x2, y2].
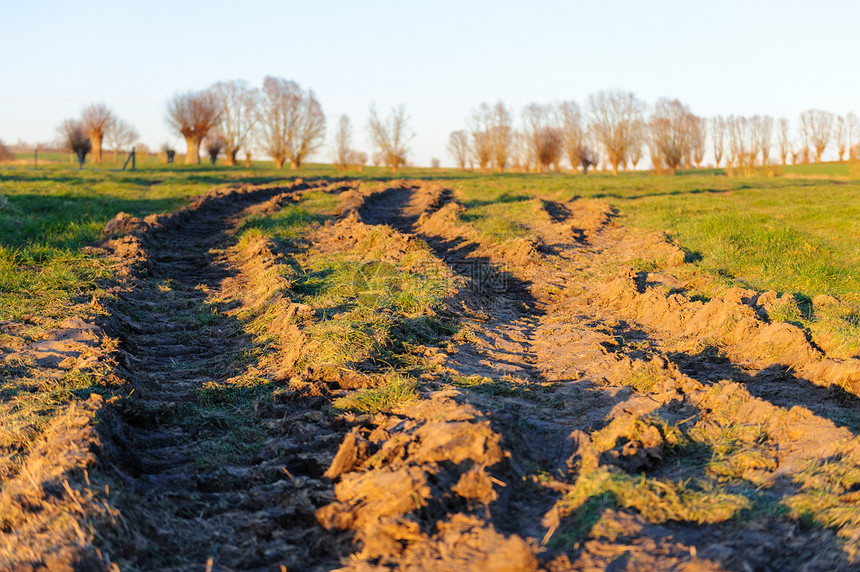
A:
[2, 0, 859, 166]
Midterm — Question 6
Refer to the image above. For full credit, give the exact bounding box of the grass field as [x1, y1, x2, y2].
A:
[2, 162, 858, 325]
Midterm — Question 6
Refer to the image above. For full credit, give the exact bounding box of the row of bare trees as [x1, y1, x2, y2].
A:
[709, 111, 859, 172]
[165, 79, 413, 171]
[448, 100, 597, 174]
[165, 77, 326, 167]
[448, 91, 653, 175]
[57, 104, 139, 166]
[449, 92, 858, 174]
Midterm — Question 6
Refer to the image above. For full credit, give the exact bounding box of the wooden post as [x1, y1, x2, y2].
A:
[122, 147, 136, 171]
[34, 147, 38, 170]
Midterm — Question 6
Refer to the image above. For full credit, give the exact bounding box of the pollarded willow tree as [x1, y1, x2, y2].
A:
[559, 100, 584, 172]
[447, 130, 470, 169]
[58, 119, 91, 169]
[489, 102, 513, 172]
[258, 76, 326, 169]
[711, 116, 726, 168]
[106, 118, 139, 162]
[166, 90, 220, 165]
[211, 80, 259, 166]
[777, 117, 791, 165]
[334, 114, 354, 170]
[690, 116, 707, 168]
[332, 114, 367, 171]
[522, 103, 563, 172]
[848, 113, 859, 160]
[81, 103, 115, 163]
[367, 104, 412, 172]
[588, 90, 645, 175]
[835, 115, 847, 162]
[468, 103, 494, 172]
[628, 119, 646, 170]
[755, 115, 774, 166]
[799, 109, 834, 163]
[647, 98, 693, 174]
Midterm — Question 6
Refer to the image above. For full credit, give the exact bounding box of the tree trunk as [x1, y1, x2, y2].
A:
[612, 160, 619, 176]
[290, 159, 300, 169]
[245, 154, 252, 168]
[816, 151, 823, 163]
[274, 158, 285, 169]
[184, 137, 200, 165]
[92, 136, 103, 163]
[227, 150, 237, 166]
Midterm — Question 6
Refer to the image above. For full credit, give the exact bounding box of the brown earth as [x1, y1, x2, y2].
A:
[4, 179, 860, 571]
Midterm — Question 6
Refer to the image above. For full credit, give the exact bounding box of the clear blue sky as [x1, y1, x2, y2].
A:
[2, 0, 858, 165]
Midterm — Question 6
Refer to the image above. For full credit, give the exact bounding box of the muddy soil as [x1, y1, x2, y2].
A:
[5, 178, 860, 571]
[316, 181, 860, 571]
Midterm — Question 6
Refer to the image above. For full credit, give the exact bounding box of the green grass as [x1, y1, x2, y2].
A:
[783, 162, 852, 177]
[3, 161, 860, 335]
[332, 375, 419, 414]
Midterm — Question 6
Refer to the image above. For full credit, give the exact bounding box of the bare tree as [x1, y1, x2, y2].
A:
[258, 76, 326, 169]
[690, 116, 707, 168]
[468, 103, 493, 172]
[334, 114, 354, 170]
[777, 117, 791, 165]
[367, 104, 411, 172]
[579, 144, 597, 174]
[756, 115, 774, 166]
[746, 116, 763, 167]
[559, 100, 584, 172]
[711, 116, 726, 168]
[447, 130, 470, 169]
[726, 115, 755, 173]
[106, 118, 139, 162]
[648, 98, 694, 174]
[430, 157, 441, 169]
[539, 127, 564, 171]
[847, 112, 858, 160]
[166, 90, 220, 165]
[522, 103, 563, 172]
[204, 134, 225, 164]
[81, 103, 115, 164]
[799, 109, 834, 163]
[510, 131, 528, 171]
[835, 115, 847, 161]
[489, 102, 513, 172]
[587, 90, 645, 175]
[211, 80, 259, 166]
[58, 119, 91, 169]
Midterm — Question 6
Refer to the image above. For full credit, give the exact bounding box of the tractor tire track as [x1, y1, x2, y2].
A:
[339, 181, 860, 571]
[99, 183, 350, 571]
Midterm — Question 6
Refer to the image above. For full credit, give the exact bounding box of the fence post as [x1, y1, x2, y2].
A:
[122, 147, 136, 171]
[34, 147, 38, 170]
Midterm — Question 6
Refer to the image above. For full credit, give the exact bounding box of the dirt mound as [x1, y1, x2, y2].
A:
[0, 394, 116, 571]
[317, 390, 538, 569]
[598, 269, 860, 393]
